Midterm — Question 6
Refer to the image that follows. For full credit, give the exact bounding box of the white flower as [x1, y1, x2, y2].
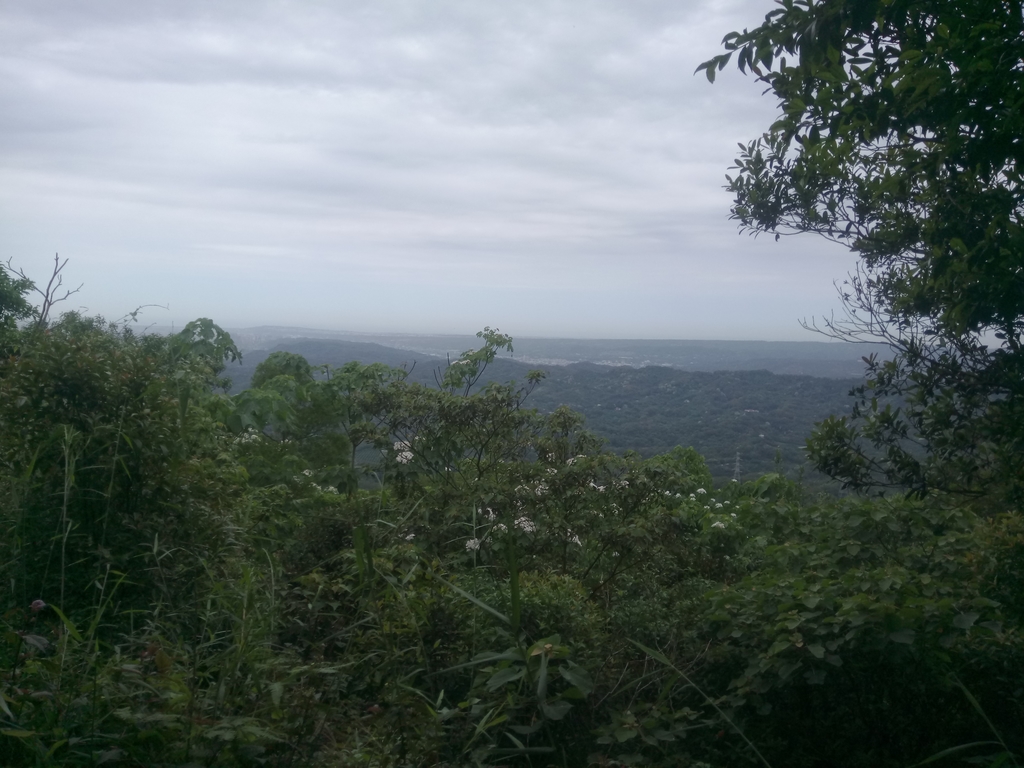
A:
[711, 521, 726, 529]
[731, 513, 737, 518]
[689, 493, 696, 500]
[493, 523, 507, 533]
[465, 538, 482, 551]
[534, 483, 548, 496]
[405, 533, 416, 541]
[515, 517, 536, 533]
[546, 468, 558, 476]
[715, 503, 723, 509]
[696, 488, 707, 495]
[723, 501, 730, 506]
[393, 440, 413, 464]
[302, 469, 314, 477]
[482, 507, 497, 521]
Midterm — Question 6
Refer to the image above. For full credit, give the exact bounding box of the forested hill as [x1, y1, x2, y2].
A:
[228, 338, 861, 485]
[224, 326, 884, 378]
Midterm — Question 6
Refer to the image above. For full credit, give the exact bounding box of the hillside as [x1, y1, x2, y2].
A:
[220, 327, 885, 378]
[227, 338, 860, 487]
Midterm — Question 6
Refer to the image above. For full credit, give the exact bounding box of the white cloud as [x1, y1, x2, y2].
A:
[0, 0, 858, 339]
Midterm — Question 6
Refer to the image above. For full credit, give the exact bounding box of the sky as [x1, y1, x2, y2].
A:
[0, 0, 860, 340]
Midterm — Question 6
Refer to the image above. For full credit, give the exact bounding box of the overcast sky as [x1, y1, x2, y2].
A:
[0, 0, 858, 340]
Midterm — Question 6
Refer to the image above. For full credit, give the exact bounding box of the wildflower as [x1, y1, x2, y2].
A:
[715, 503, 723, 509]
[515, 517, 536, 533]
[30, 599, 46, 613]
[494, 523, 507, 533]
[465, 538, 482, 551]
[689, 493, 696, 500]
[547, 468, 558, 476]
[711, 521, 726, 529]
[696, 488, 707, 495]
[405, 533, 416, 541]
[302, 469, 314, 477]
[482, 507, 497, 521]
[393, 440, 414, 463]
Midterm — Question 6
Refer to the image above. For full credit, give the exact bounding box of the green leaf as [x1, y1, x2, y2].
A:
[487, 665, 525, 692]
[558, 664, 594, 696]
[952, 612, 979, 629]
[435, 576, 510, 625]
[268, 682, 284, 707]
[907, 741, 1003, 767]
[629, 640, 672, 667]
[47, 604, 82, 642]
[889, 629, 916, 645]
[541, 699, 573, 721]
[0, 692, 14, 720]
[767, 638, 791, 656]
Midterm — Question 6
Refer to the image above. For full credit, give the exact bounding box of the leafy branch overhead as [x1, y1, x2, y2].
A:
[701, 0, 1024, 507]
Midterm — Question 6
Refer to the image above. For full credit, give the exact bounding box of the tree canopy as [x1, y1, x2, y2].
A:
[700, 0, 1024, 505]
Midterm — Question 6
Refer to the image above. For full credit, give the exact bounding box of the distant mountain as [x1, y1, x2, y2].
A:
[222, 326, 885, 379]
[226, 337, 861, 490]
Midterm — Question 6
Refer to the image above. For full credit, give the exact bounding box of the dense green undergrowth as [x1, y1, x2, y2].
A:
[1, 310, 1022, 768]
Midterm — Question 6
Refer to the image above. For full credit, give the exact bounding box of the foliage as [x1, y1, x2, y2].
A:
[700, 0, 1024, 507]
[0, 262, 35, 355]
[232, 339, 862, 489]
[0, 275, 1020, 767]
[0, 313, 246, 618]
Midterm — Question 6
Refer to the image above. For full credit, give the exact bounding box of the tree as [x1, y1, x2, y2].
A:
[700, 0, 1024, 505]
[0, 263, 34, 357]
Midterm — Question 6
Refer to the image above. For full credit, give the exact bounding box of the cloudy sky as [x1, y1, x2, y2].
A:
[0, 0, 858, 340]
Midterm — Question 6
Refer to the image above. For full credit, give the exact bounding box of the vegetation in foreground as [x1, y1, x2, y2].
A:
[0, 289, 1021, 766]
